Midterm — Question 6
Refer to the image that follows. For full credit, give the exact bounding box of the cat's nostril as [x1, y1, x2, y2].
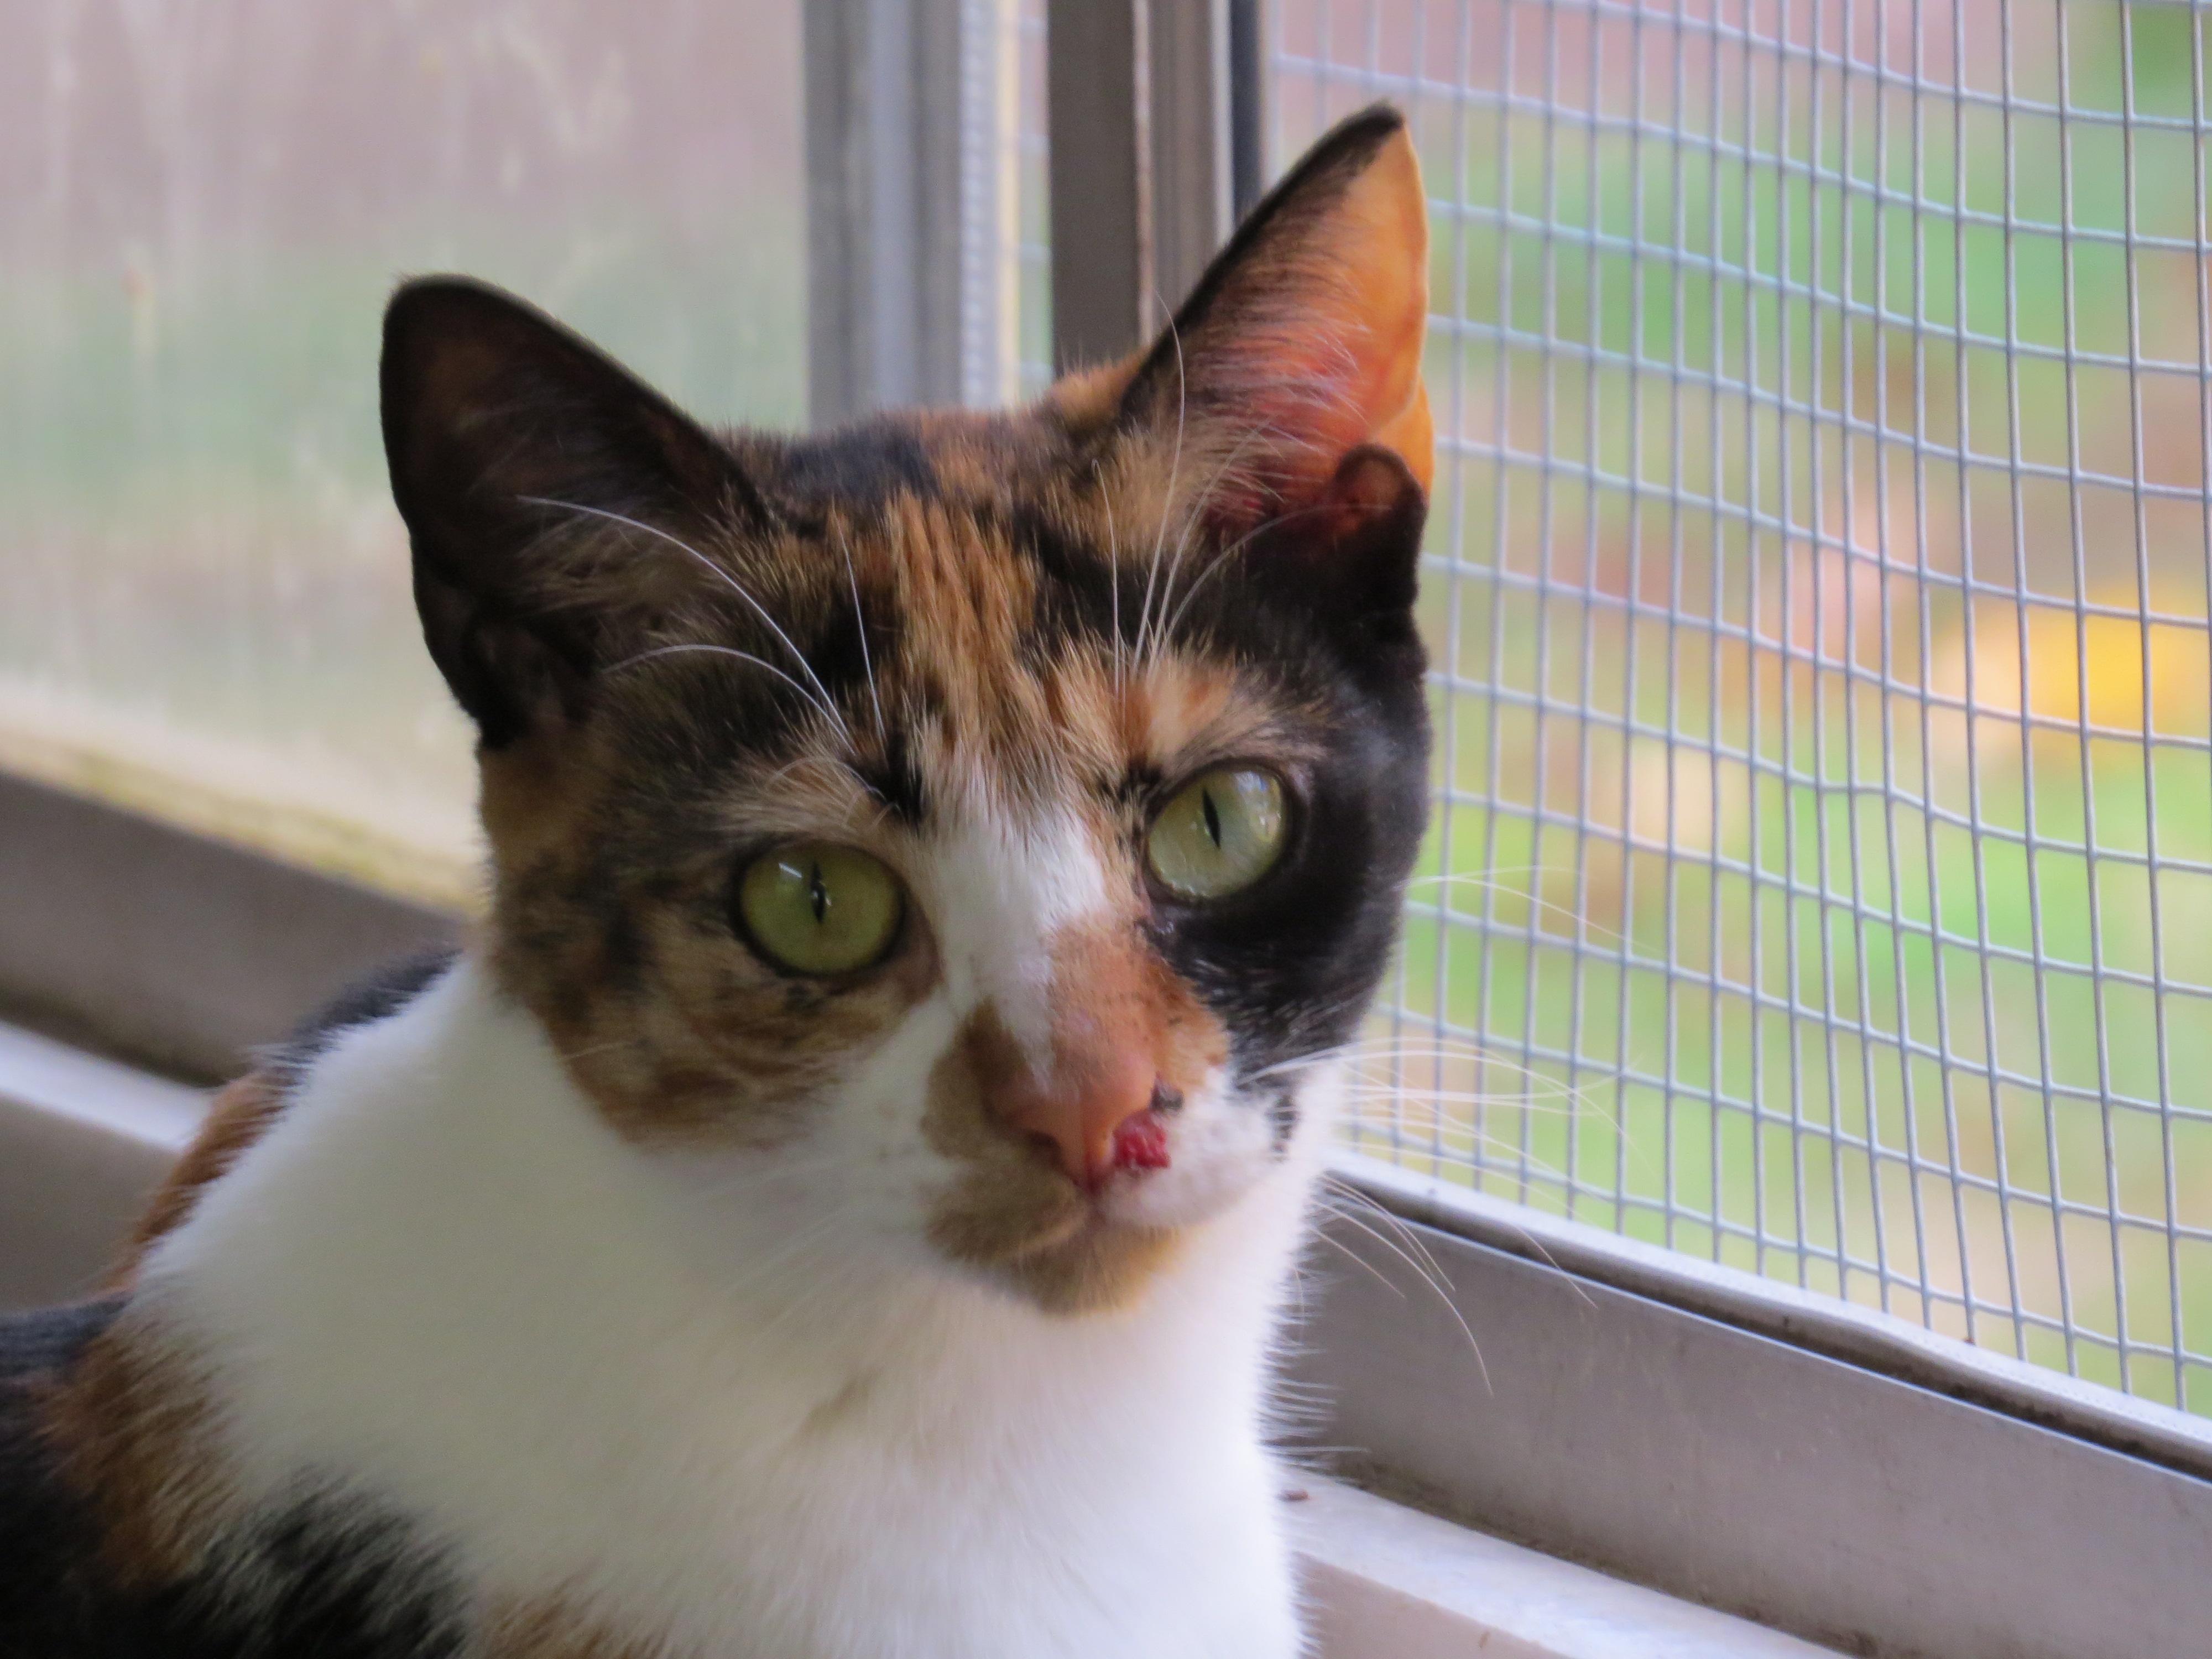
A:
[994, 1045, 1171, 1190]
[1109, 1110, 1172, 1176]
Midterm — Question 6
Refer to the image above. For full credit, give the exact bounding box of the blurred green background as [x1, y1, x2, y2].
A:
[1274, 0, 2212, 1412]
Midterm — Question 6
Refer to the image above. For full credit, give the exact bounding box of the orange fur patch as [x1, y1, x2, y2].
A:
[1042, 920, 1229, 1107]
[39, 1315, 230, 1585]
[480, 1597, 662, 1659]
[114, 1071, 288, 1279]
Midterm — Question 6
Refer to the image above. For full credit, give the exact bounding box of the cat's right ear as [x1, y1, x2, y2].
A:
[381, 278, 760, 748]
[1052, 106, 1431, 633]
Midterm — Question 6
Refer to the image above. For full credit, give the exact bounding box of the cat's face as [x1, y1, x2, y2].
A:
[380, 109, 1432, 1313]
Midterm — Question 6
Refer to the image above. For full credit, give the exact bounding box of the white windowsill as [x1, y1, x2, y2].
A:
[0, 1019, 201, 1308]
[0, 1019, 1834, 1657]
[1296, 1477, 1835, 1658]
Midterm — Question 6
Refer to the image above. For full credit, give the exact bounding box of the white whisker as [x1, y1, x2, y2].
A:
[837, 524, 886, 740]
[1313, 1193, 1489, 1392]
[606, 643, 832, 718]
[518, 495, 849, 742]
[1134, 317, 1190, 674]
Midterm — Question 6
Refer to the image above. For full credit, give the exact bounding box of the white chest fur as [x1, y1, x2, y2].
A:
[139, 963, 1316, 1658]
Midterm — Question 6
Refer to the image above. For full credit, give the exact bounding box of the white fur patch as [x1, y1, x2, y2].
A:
[143, 959, 1327, 1658]
[918, 804, 1107, 1067]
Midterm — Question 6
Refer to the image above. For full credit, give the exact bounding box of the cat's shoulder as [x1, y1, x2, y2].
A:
[270, 946, 461, 1081]
[0, 953, 483, 1657]
[119, 947, 461, 1273]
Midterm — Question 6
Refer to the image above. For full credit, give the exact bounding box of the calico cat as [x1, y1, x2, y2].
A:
[0, 106, 1433, 1658]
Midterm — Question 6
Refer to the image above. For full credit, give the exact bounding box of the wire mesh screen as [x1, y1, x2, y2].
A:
[1270, 0, 2212, 1415]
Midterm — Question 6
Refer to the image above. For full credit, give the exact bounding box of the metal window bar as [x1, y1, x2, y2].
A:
[1267, 0, 2212, 1418]
[1018, 0, 1056, 397]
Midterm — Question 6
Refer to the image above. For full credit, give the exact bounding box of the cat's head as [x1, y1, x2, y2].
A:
[380, 108, 1432, 1314]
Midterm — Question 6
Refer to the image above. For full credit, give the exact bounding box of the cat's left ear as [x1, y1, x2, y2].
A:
[1095, 103, 1431, 614]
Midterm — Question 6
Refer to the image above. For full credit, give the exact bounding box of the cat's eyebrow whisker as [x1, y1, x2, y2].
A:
[1138, 418, 1284, 672]
[1143, 497, 1208, 670]
[1134, 316, 1191, 682]
[1134, 326, 1308, 676]
[836, 523, 886, 742]
[518, 494, 851, 744]
[1149, 401, 1426, 662]
[1123, 401, 1287, 680]
[606, 644, 839, 732]
[1156, 495, 1347, 649]
[1098, 474, 1127, 689]
[750, 752, 904, 830]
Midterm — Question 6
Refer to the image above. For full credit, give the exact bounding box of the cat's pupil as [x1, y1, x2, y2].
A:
[808, 862, 828, 924]
[1201, 789, 1223, 850]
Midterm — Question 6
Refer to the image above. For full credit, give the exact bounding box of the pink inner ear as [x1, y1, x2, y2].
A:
[1200, 126, 1434, 536]
[1266, 445, 1419, 553]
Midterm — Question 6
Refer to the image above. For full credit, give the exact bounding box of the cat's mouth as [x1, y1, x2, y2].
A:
[925, 1157, 1186, 1314]
[983, 1209, 1184, 1316]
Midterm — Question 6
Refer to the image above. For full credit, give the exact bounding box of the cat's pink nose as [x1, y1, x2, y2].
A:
[1002, 1045, 1171, 1192]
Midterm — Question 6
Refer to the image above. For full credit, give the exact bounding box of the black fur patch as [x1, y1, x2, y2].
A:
[773, 420, 935, 512]
[0, 1302, 468, 1658]
[1139, 495, 1431, 1095]
[266, 949, 457, 1081]
[853, 727, 931, 826]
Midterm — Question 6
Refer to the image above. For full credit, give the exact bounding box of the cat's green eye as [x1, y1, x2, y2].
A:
[737, 843, 905, 975]
[1146, 767, 1288, 901]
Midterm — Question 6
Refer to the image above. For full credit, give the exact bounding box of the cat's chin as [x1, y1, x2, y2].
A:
[972, 1214, 1186, 1316]
[909, 1155, 1199, 1315]
[923, 1145, 1287, 1314]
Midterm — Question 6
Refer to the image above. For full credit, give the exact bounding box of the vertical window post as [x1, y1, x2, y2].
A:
[804, 0, 1023, 423]
[1044, 0, 1260, 373]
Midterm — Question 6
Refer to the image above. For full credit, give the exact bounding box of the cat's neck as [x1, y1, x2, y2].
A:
[133, 959, 1316, 1652]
